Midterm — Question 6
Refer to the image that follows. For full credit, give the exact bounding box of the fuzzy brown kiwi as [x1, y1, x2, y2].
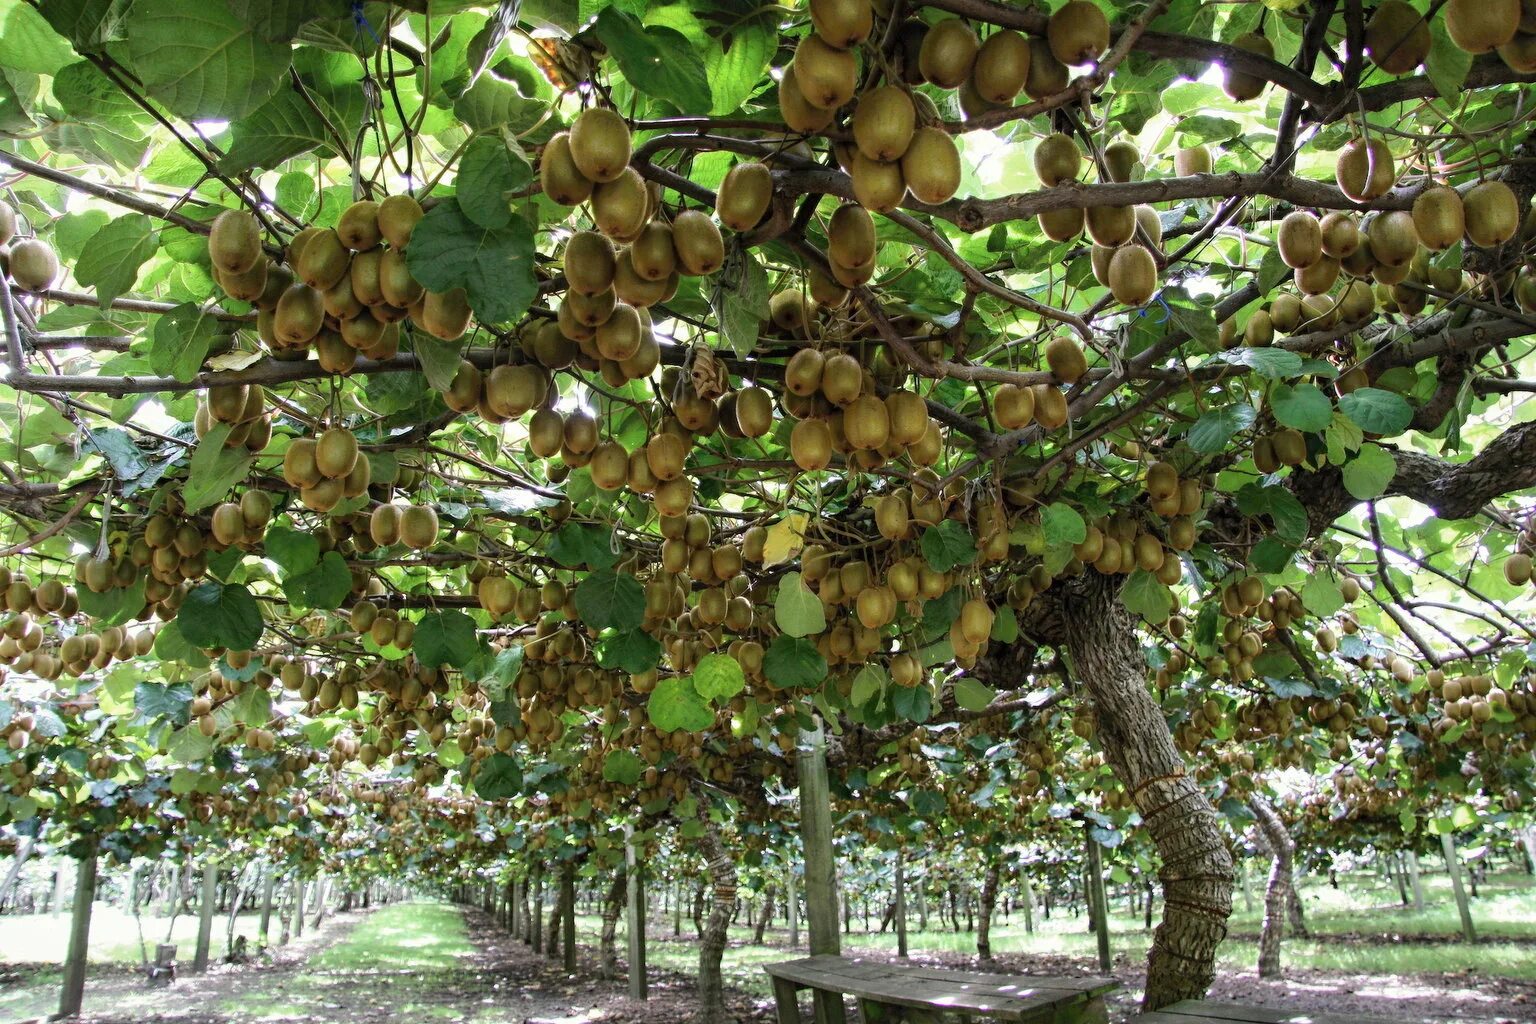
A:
[564, 231, 617, 296]
[1034, 132, 1082, 186]
[540, 133, 593, 206]
[296, 228, 351, 292]
[1367, 210, 1419, 267]
[919, 18, 980, 87]
[1464, 180, 1519, 247]
[1365, 0, 1431, 72]
[793, 34, 858, 110]
[8, 239, 58, 292]
[595, 302, 643, 361]
[848, 153, 906, 213]
[1048, 1, 1110, 65]
[1032, 383, 1069, 429]
[843, 394, 890, 450]
[784, 348, 826, 396]
[853, 86, 917, 163]
[790, 418, 834, 471]
[209, 209, 263, 275]
[591, 168, 651, 240]
[1445, 0, 1519, 53]
[779, 70, 836, 133]
[770, 289, 817, 334]
[1108, 244, 1157, 306]
[445, 361, 483, 413]
[1101, 140, 1140, 184]
[283, 438, 323, 489]
[1409, 185, 1464, 251]
[717, 162, 776, 232]
[274, 283, 326, 346]
[1086, 205, 1136, 247]
[336, 200, 382, 251]
[1045, 336, 1088, 384]
[218, 258, 269, 304]
[377, 194, 423, 249]
[568, 107, 632, 184]
[628, 223, 677, 283]
[1223, 33, 1273, 101]
[1277, 211, 1324, 269]
[0, 202, 14, 248]
[972, 28, 1031, 103]
[1037, 206, 1084, 242]
[421, 288, 473, 341]
[315, 427, 359, 480]
[1500, 30, 1536, 71]
[398, 506, 439, 550]
[671, 211, 725, 276]
[1318, 212, 1360, 258]
[827, 203, 877, 267]
[322, 270, 364, 321]
[901, 128, 962, 205]
[1336, 138, 1396, 201]
[810, 0, 873, 48]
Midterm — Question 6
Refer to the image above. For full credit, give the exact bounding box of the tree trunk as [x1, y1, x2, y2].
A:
[545, 884, 562, 958]
[895, 853, 908, 958]
[1250, 797, 1294, 979]
[1286, 883, 1309, 937]
[1021, 871, 1034, 935]
[258, 867, 275, 947]
[753, 883, 776, 944]
[691, 879, 706, 939]
[1441, 831, 1477, 942]
[530, 868, 543, 949]
[626, 833, 648, 1001]
[1087, 834, 1112, 973]
[1406, 849, 1425, 911]
[696, 821, 738, 1024]
[0, 837, 34, 911]
[1049, 572, 1235, 1009]
[58, 852, 96, 1018]
[976, 860, 1000, 961]
[561, 863, 577, 972]
[599, 867, 626, 980]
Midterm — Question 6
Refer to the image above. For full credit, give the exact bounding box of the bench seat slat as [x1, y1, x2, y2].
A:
[1137, 1000, 1400, 1024]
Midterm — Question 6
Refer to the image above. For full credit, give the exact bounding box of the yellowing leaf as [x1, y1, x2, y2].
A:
[762, 512, 807, 566]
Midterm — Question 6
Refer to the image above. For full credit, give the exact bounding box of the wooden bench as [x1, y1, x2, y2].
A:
[1129, 999, 1398, 1024]
[765, 955, 1118, 1023]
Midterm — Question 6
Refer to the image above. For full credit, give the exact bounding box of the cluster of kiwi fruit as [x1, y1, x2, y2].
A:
[277, 425, 371, 514]
[1503, 517, 1536, 586]
[194, 382, 272, 452]
[782, 347, 941, 472]
[0, 201, 59, 294]
[988, 336, 1086, 434]
[1364, 0, 1536, 75]
[209, 194, 430, 371]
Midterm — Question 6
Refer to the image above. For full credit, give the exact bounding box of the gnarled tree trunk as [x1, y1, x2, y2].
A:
[1250, 796, 1294, 978]
[976, 859, 1001, 961]
[696, 821, 738, 1024]
[1045, 572, 1235, 1009]
[753, 883, 776, 944]
[599, 867, 627, 980]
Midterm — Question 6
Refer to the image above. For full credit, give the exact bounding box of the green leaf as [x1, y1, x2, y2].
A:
[850, 663, 889, 709]
[282, 550, 351, 611]
[452, 75, 545, 134]
[0, 3, 78, 74]
[890, 684, 932, 724]
[1120, 570, 1173, 622]
[406, 198, 536, 325]
[1338, 387, 1413, 437]
[219, 89, 334, 173]
[990, 605, 1019, 643]
[1341, 442, 1398, 500]
[1166, 303, 1220, 348]
[692, 652, 745, 703]
[602, 749, 645, 785]
[595, 629, 662, 674]
[647, 675, 715, 732]
[1249, 536, 1296, 574]
[52, 60, 142, 122]
[476, 645, 525, 702]
[75, 576, 147, 628]
[573, 569, 645, 632]
[592, 8, 711, 114]
[1301, 574, 1345, 617]
[1216, 347, 1302, 380]
[263, 524, 320, 575]
[1187, 403, 1257, 453]
[1237, 483, 1310, 544]
[226, 0, 350, 41]
[38, 0, 129, 55]
[704, 14, 774, 115]
[713, 249, 771, 358]
[414, 610, 481, 669]
[1426, 16, 1472, 99]
[920, 520, 977, 573]
[85, 427, 150, 488]
[275, 171, 319, 221]
[953, 676, 995, 713]
[177, 581, 263, 652]
[456, 135, 532, 230]
[475, 752, 523, 799]
[182, 423, 255, 514]
[1270, 382, 1334, 432]
[167, 725, 214, 763]
[122, 0, 291, 120]
[1256, 244, 1289, 294]
[412, 333, 463, 393]
[1324, 410, 1365, 465]
[1040, 503, 1087, 546]
[134, 682, 192, 726]
[150, 303, 218, 383]
[547, 522, 619, 570]
[153, 618, 210, 669]
[774, 571, 826, 638]
[763, 635, 828, 690]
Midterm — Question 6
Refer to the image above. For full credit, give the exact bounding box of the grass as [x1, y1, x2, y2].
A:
[307, 901, 472, 972]
[0, 905, 273, 966]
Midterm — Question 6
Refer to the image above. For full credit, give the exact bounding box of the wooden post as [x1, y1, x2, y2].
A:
[1239, 858, 1254, 913]
[1087, 831, 1111, 973]
[293, 878, 305, 939]
[58, 851, 97, 1017]
[799, 722, 845, 1024]
[626, 832, 648, 1001]
[259, 866, 275, 946]
[1440, 831, 1477, 942]
[530, 867, 544, 951]
[561, 862, 577, 971]
[1406, 849, 1425, 910]
[1021, 871, 1035, 934]
[894, 851, 908, 959]
[787, 865, 799, 949]
[193, 862, 218, 973]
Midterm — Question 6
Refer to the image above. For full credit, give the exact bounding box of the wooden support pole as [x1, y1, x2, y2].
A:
[1440, 831, 1477, 942]
[58, 851, 97, 1017]
[259, 866, 275, 946]
[531, 868, 544, 950]
[798, 721, 846, 1024]
[894, 851, 908, 959]
[562, 863, 577, 972]
[1087, 831, 1112, 973]
[626, 832, 648, 1001]
[787, 864, 799, 949]
[1406, 849, 1425, 911]
[293, 878, 305, 939]
[193, 862, 218, 973]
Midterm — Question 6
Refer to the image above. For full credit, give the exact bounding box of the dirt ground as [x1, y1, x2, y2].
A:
[12, 905, 1534, 1024]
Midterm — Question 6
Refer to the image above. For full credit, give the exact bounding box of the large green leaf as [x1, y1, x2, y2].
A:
[74, 214, 158, 310]
[763, 635, 827, 690]
[282, 550, 352, 611]
[1338, 388, 1414, 437]
[595, 629, 662, 674]
[122, 0, 293, 120]
[475, 752, 523, 799]
[414, 610, 481, 669]
[921, 520, 977, 573]
[592, 7, 711, 114]
[648, 675, 715, 733]
[1269, 382, 1333, 433]
[177, 581, 264, 652]
[405, 198, 537, 325]
[182, 423, 255, 514]
[149, 303, 218, 383]
[574, 569, 645, 632]
[219, 89, 335, 173]
[691, 653, 745, 703]
[774, 571, 826, 638]
[1341, 442, 1397, 500]
[456, 135, 532, 230]
[0, 3, 78, 74]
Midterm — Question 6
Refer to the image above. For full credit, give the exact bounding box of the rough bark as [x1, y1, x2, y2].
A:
[1250, 797, 1294, 979]
[599, 867, 627, 980]
[696, 821, 738, 1024]
[976, 860, 1001, 961]
[1030, 571, 1235, 1009]
[752, 883, 776, 944]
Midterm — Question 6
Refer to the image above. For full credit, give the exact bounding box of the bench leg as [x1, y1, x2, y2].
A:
[1052, 995, 1108, 1024]
[813, 989, 849, 1024]
[773, 977, 803, 1024]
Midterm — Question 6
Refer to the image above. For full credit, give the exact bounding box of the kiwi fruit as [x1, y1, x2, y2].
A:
[274, 283, 326, 346]
[1174, 145, 1211, 177]
[315, 427, 359, 479]
[565, 231, 617, 296]
[322, 270, 364, 320]
[850, 153, 907, 213]
[672, 211, 725, 276]
[1409, 185, 1464, 251]
[821, 351, 863, 406]
[1272, 428, 1306, 467]
[1336, 138, 1396, 201]
[810, 0, 872, 48]
[1038, 206, 1084, 242]
[1365, 0, 1431, 72]
[297, 228, 351, 291]
[902, 128, 961, 205]
[399, 506, 439, 550]
[1024, 36, 1069, 98]
[1318, 212, 1360, 258]
[1500, 31, 1536, 70]
[1108, 244, 1157, 306]
[209, 210, 263, 275]
[0, 202, 14, 247]
[377, 194, 423, 249]
[1034, 132, 1083, 186]
[8, 239, 58, 292]
[336, 200, 382, 251]
[207, 383, 248, 424]
[568, 107, 632, 184]
[1243, 310, 1274, 347]
[853, 86, 917, 162]
[843, 394, 890, 450]
[779, 71, 836, 133]
[218, 258, 269, 303]
[1048, 1, 1110, 66]
[1445, 0, 1519, 52]
[592, 167, 651, 240]
[595, 302, 642, 361]
[993, 383, 1035, 429]
[540, 133, 594, 206]
[1045, 336, 1088, 384]
[421, 288, 473, 340]
[919, 19, 980, 88]
[1368, 211, 1420, 267]
[628, 222, 677, 282]
[828, 204, 876, 267]
[1277, 211, 1324, 269]
[1464, 180, 1519, 247]
[378, 249, 424, 308]
[1134, 205, 1163, 249]
[717, 162, 775, 232]
[1223, 33, 1273, 102]
[1086, 205, 1136, 247]
[770, 289, 816, 334]
[1295, 255, 1340, 295]
[445, 361, 483, 413]
[1103, 141, 1140, 184]
[283, 438, 323, 489]
[972, 29, 1031, 103]
[794, 34, 858, 110]
[785, 348, 826, 396]
[790, 418, 834, 471]
[1032, 383, 1069, 429]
